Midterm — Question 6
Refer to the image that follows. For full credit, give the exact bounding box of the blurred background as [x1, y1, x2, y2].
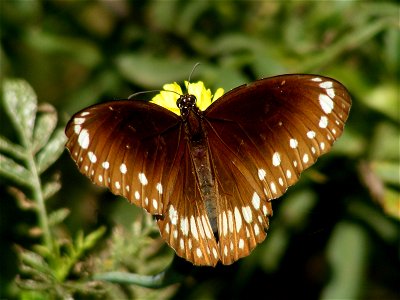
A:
[1, 1, 399, 299]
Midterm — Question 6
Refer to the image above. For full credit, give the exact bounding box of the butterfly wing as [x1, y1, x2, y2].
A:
[156, 141, 220, 266]
[65, 100, 181, 215]
[204, 74, 351, 264]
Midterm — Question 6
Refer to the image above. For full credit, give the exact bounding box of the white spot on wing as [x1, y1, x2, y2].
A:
[115, 181, 120, 189]
[78, 129, 90, 149]
[134, 191, 140, 200]
[242, 206, 252, 223]
[227, 210, 234, 233]
[138, 173, 148, 185]
[270, 182, 277, 194]
[102, 161, 109, 169]
[290, 138, 298, 149]
[169, 205, 178, 225]
[319, 93, 334, 114]
[319, 116, 328, 128]
[156, 183, 163, 194]
[74, 117, 86, 125]
[74, 125, 81, 134]
[254, 224, 260, 236]
[213, 248, 218, 258]
[319, 81, 333, 89]
[88, 151, 97, 163]
[252, 192, 260, 209]
[222, 211, 228, 236]
[303, 153, 309, 163]
[258, 169, 266, 180]
[196, 248, 202, 258]
[202, 215, 212, 238]
[181, 216, 189, 236]
[120, 163, 127, 174]
[327, 88, 335, 98]
[234, 207, 242, 232]
[307, 130, 316, 139]
[272, 152, 281, 166]
[190, 216, 199, 240]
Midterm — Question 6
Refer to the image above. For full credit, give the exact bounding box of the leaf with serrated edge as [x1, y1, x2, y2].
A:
[0, 154, 32, 187]
[32, 103, 58, 154]
[2, 80, 37, 143]
[36, 128, 66, 174]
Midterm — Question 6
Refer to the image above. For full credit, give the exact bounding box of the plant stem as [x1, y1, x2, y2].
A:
[26, 150, 55, 256]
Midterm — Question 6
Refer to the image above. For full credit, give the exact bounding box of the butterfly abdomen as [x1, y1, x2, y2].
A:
[183, 99, 219, 234]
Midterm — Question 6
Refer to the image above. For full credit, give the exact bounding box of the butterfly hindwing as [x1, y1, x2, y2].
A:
[156, 137, 219, 266]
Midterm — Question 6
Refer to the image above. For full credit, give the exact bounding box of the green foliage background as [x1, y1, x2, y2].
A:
[1, 1, 399, 299]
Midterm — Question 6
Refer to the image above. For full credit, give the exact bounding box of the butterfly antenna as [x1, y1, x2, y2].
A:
[186, 62, 201, 93]
[128, 89, 180, 100]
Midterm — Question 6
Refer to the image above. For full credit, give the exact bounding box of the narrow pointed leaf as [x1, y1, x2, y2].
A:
[48, 208, 70, 226]
[42, 178, 62, 200]
[0, 135, 26, 160]
[32, 103, 58, 153]
[82, 226, 106, 250]
[0, 154, 32, 187]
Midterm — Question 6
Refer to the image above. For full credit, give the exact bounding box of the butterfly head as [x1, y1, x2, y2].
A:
[151, 81, 225, 116]
[177, 94, 198, 118]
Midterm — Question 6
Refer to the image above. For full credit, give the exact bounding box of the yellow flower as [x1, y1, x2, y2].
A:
[151, 81, 224, 116]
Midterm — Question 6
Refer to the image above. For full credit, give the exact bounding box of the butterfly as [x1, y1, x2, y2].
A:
[65, 74, 351, 266]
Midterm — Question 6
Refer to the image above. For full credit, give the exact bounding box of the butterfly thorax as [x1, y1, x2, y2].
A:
[178, 94, 218, 234]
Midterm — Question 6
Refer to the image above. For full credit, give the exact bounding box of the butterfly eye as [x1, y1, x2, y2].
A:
[65, 74, 351, 266]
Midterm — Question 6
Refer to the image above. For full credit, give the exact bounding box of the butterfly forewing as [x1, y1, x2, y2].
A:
[65, 100, 181, 215]
[205, 75, 351, 200]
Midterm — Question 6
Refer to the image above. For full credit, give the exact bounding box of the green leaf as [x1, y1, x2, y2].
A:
[0, 154, 32, 187]
[32, 103, 58, 154]
[48, 208, 70, 227]
[2, 79, 37, 144]
[0, 135, 26, 160]
[25, 28, 102, 68]
[42, 178, 62, 200]
[20, 248, 52, 276]
[371, 161, 400, 187]
[83, 226, 106, 250]
[321, 222, 368, 299]
[35, 128, 66, 174]
[363, 83, 398, 121]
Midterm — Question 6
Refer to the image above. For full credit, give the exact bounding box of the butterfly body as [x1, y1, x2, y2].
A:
[65, 74, 351, 266]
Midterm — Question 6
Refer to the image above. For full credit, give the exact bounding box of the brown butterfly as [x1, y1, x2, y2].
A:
[65, 74, 351, 266]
